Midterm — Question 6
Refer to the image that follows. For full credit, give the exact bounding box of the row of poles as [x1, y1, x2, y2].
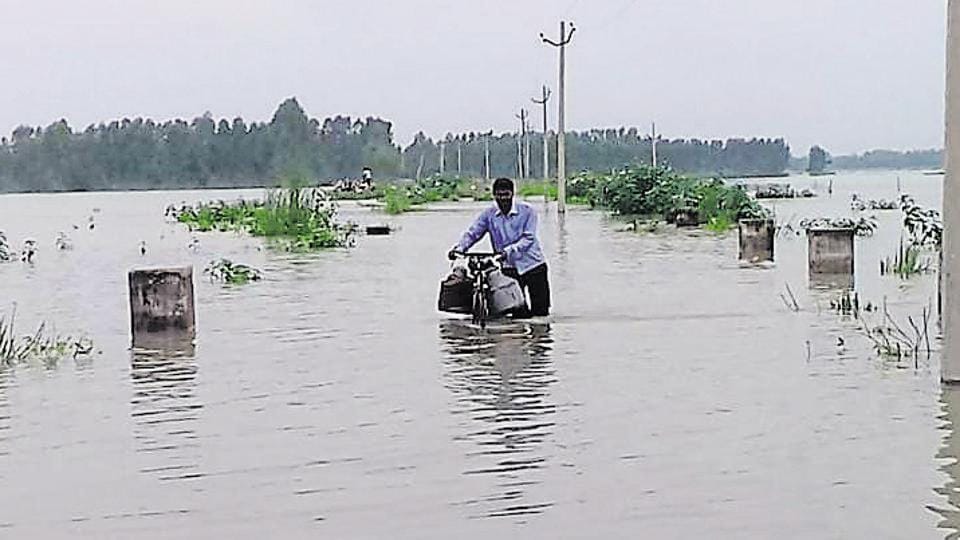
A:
[436, 20, 662, 216]
[436, 21, 577, 213]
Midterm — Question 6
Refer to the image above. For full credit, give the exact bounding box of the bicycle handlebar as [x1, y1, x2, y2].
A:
[452, 251, 500, 258]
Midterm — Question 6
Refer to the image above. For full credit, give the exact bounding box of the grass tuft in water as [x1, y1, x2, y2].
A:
[880, 239, 932, 279]
[0, 308, 93, 367]
[204, 259, 262, 285]
[170, 184, 356, 251]
[382, 186, 413, 215]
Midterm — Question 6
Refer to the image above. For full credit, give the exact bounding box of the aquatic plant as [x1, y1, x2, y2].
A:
[799, 216, 878, 237]
[569, 165, 766, 227]
[859, 301, 933, 365]
[851, 194, 897, 212]
[780, 283, 801, 312]
[373, 176, 493, 213]
[0, 231, 10, 262]
[382, 186, 413, 215]
[829, 289, 875, 317]
[204, 259, 262, 285]
[170, 185, 356, 250]
[0, 309, 93, 367]
[900, 194, 942, 249]
[880, 239, 933, 279]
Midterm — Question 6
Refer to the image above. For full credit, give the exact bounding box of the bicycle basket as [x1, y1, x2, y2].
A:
[438, 268, 473, 314]
[487, 270, 526, 316]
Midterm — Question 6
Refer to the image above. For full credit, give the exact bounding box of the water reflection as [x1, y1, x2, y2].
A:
[0, 372, 9, 462]
[935, 385, 960, 538]
[439, 320, 557, 521]
[130, 347, 203, 482]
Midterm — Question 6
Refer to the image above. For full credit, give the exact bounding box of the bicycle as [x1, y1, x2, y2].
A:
[451, 252, 501, 328]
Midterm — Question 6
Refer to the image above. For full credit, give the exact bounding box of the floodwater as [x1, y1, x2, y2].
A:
[0, 170, 955, 538]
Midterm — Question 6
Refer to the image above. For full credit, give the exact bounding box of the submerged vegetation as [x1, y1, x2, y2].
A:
[851, 194, 898, 211]
[0, 309, 93, 367]
[204, 259, 262, 285]
[880, 240, 933, 279]
[900, 194, 942, 249]
[860, 301, 933, 364]
[374, 176, 492, 214]
[798, 216, 878, 237]
[170, 184, 356, 250]
[568, 165, 765, 230]
[872, 195, 943, 280]
[0, 232, 10, 262]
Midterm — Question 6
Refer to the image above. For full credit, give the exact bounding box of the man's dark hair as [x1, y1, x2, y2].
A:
[492, 177, 514, 193]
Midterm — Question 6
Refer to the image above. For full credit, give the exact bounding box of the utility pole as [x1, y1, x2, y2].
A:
[524, 119, 531, 183]
[515, 108, 529, 180]
[532, 85, 552, 184]
[517, 139, 525, 179]
[439, 141, 446, 175]
[456, 142, 462, 177]
[541, 20, 576, 214]
[944, 0, 960, 382]
[651, 122, 658, 168]
[484, 135, 491, 182]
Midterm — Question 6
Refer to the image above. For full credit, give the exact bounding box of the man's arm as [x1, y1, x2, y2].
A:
[455, 210, 489, 253]
[502, 207, 537, 261]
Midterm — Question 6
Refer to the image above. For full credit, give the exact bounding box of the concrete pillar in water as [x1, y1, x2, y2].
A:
[128, 267, 196, 347]
[944, 0, 960, 382]
[807, 228, 854, 285]
[738, 218, 775, 263]
[674, 208, 699, 227]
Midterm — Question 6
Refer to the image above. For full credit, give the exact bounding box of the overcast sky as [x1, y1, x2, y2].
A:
[0, 0, 946, 155]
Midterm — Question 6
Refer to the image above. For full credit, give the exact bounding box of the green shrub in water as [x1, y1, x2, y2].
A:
[204, 259, 262, 285]
[571, 165, 765, 227]
[170, 184, 355, 250]
[383, 186, 413, 214]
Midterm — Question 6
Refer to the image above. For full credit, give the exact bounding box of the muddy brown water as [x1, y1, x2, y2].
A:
[0, 171, 956, 538]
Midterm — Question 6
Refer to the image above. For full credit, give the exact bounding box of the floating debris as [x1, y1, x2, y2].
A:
[365, 225, 392, 236]
[20, 240, 37, 263]
[755, 184, 797, 199]
[55, 232, 73, 251]
[851, 194, 897, 212]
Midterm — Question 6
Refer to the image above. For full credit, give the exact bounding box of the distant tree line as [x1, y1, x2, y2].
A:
[790, 147, 943, 172]
[403, 130, 789, 179]
[0, 97, 792, 193]
[831, 149, 943, 170]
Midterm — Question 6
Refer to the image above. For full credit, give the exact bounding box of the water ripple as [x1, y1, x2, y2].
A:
[440, 321, 557, 521]
[130, 348, 203, 483]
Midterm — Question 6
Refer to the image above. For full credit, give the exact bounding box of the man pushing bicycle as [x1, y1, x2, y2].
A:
[448, 177, 551, 317]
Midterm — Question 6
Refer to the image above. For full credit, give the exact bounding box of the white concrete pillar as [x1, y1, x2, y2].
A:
[945, 0, 960, 382]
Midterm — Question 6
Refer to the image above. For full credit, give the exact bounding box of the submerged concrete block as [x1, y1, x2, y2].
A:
[674, 208, 699, 228]
[129, 267, 196, 347]
[365, 225, 391, 236]
[808, 228, 855, 278]
[738, 219, 775, 263]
